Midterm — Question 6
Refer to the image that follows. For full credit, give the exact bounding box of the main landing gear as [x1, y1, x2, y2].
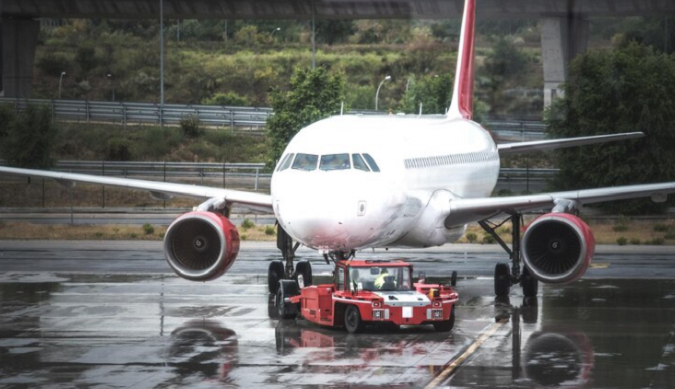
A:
[479, 213, 538, 298]
[268, 224, 313, 294]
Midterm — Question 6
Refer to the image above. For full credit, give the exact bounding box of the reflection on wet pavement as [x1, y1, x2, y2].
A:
[1, 273, 675, 387]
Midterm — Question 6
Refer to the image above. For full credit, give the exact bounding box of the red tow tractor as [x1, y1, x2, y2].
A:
[276, 259, 459, 333]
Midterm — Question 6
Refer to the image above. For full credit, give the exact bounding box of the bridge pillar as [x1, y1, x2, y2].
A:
[2, 17, 40, 98]
[540, 16, 589, 107]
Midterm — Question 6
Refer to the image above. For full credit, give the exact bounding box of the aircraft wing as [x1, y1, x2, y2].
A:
[447, 181, 675, 227]
[497, 132, 644, 154]
[0, 166, 273, 213]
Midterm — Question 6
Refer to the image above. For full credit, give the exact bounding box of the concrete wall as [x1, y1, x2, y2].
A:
[2, 18, 40, 98]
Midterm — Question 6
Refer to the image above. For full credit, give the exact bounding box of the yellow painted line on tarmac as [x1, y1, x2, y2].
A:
[590, 263, 610, 269]
[424, 319, 507, 389]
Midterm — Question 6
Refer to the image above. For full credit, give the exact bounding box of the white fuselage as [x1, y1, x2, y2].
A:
[270, 114, 500, 251]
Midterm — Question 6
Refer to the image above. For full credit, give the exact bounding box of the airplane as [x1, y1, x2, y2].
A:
[2, 0, 675, 299]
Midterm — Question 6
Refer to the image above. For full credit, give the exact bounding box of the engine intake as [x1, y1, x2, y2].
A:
[522, 213, 595, 284]
[164, 211, 240, 281]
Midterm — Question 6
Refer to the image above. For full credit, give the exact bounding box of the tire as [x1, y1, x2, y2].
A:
[294, 260, 312, 287]
[268, 260, 285, 294]
[494, 263, 511, 297]
[276, 280, 299, 319]
[434, 306, 456, 332]
[344, 305, 364, 334]
[521, 266, 539, 298]
[451, 271, 458, 287]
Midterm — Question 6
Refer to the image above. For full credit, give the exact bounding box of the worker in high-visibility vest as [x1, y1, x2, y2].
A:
[374, 268, 392, 289]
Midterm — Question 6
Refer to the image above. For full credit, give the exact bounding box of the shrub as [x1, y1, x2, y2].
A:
[264, 225, 276, 236]
[482, 234, 496, 244]
[75, 45, 98, 74]
[240, 234, 248, 241]
[0, 104, 15, 139]
[653, 223, 670, 232]
[616, 237, 628, 246]
[1, 104, 57, 168]
[466, 232, 477, 243]
[665, 232, 675, 240]
[106, 137, 132, 161]
[650, 237, 665, 245]
[612, 225, 628, 232]
[241, 218, 255, 230]
[36, 52, 70, 77]
[180, 115, 202, 137]
[130, 233, 138, 239]
[630, 238, 641, 245]
[158, 232, 165, 239]
[95, 232, 104, 238]
[142, 223, 155, 235]
[202, 92, 249, 106]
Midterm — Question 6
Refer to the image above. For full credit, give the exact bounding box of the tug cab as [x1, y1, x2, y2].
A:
[276, 259, 459, 333]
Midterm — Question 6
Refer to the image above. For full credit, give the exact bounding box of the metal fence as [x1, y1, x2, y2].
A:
[0, 97, 547, 141]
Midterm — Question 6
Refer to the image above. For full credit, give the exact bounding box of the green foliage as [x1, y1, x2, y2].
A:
[650, 237, 665, 245]
[612, 224, 628, 232]
[482, 234, 496, 244]
[546, 43, 675, 214]
[0, 105, 57, 168]
[0, 105, 14, 139]
[95, 232, 104, 238]
[36, 52, 70, 77]
[75, 45, 98, 74]
[241, 218, 255, 230]
[630, 238, 641, 245]
[264, 225, 276, 236]
[129, 233, 138, 239]
[316, 20, 356, 45]
[202, 92, 249, 106]
[616, 236, 628, 246]
[616, 17, 675, 54]
[142, 223, 155, 235]
[106, 137, 132, 161]
[653, 223, 670, 232]
[266, 66, 345, 165]
[399, 74, 453, 114]
[665, 231, 675, 240]
[466, 232, 477, 243]
[139, 127, 183, 159]
[180, 115, 203, 138]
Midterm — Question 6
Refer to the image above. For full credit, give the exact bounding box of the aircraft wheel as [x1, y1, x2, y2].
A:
[494, 263, 511, 297]
[521, 267, 539, 298]
[294, 260, 312, 287]
[268, 260, 285, 294]
[433, 306, 456, 332]
[276, 280, 299, 319]
[451, 271, 458, 287]
[344, 305, 364, 334]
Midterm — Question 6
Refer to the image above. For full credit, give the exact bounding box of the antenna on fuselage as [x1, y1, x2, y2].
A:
[447, 0, 476, 120]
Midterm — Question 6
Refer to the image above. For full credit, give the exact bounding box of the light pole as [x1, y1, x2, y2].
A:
[375, 75, 391, 111]
[106, 73, 115, 101]
[271, 27, 281, 42]
[58, 71, 66, 99]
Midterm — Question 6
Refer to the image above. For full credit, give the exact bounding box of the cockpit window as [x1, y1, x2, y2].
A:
[352, 154, 370, 172]
[362, 154, 380, 172]
[277, 153, 294, 171]
[320, 153, 351, 171]
[291, 153, 318, 171]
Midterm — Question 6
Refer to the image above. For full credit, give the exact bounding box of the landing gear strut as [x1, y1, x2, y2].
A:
[479, 213, 538, 298]
[268, 223, 312, 294]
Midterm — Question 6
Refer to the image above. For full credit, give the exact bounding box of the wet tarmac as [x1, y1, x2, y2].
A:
[1, 241, 675, 388]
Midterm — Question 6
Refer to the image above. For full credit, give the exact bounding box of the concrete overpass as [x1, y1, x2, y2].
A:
[2, 0, 674, 103]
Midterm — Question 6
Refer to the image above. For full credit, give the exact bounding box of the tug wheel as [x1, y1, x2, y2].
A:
[344, 305, 364, 334]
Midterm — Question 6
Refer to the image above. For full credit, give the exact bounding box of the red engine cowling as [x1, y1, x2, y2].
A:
[164, 211, 240, 281]
[522, 213, 595, 284]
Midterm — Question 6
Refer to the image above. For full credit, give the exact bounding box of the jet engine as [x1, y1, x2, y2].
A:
[164, 211, 240, 281]
[522, 213, 595, 284]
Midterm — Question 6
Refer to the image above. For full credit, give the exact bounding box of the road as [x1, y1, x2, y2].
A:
[1, 241, 674, 388]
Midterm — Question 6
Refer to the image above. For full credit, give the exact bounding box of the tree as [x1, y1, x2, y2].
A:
[315, 20, 356, 45]
[266, 67, 345, 166]
[546, 43, 675, 214]
[399, 74, 453, 115]
[0, 105, 58, 168]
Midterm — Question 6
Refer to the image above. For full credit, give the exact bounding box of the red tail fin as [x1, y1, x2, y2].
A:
[447, 0, 476, 120]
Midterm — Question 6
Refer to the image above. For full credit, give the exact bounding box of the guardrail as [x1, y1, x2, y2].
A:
[0, 97, 547, 141]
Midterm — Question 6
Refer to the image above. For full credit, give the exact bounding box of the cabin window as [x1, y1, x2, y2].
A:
[337, 267, 345, 290]
[352, 154, 370, 172]
[320, 153, 351, 171]
[363, 154, 380, 172]
[277, 153, 294, 171]
[292, 153, 318, 171]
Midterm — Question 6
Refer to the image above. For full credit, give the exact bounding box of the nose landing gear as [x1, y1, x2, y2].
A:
[268, 224, 313, 294]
